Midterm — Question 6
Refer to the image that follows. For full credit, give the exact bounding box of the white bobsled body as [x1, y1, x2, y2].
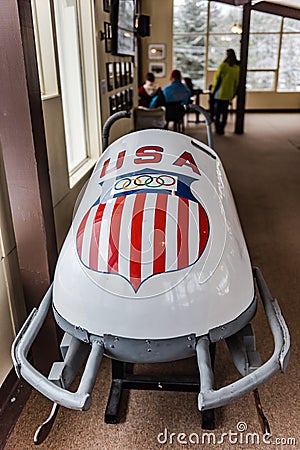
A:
[53, 129, 254, 340]
[12, 112, 290, 423]
[12, 110, 290, 424]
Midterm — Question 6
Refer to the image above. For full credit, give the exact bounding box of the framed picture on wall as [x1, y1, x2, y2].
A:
[125, 62, 131, 85]
[114, 62, 121, 88]
[116, 92, 122, 111]
[106, 62, 114, 91]
[148, 44, 165, 60]
[122, 90, 127, 109]
[129, 87, 134, 108]
[103, 0, 111, 13]
[120, 62, 126, 86]
[124, 89, 130, 109]
[149, 62, 165, 78]
[109, 95, 117, 115]
[104, 22, 112, 53]
[129, 62, 134, 84]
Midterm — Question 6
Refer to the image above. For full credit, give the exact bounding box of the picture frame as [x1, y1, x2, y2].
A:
[103, 0, 111, 13]
[129, 62, 134, 84]
[104, 22, 112, 53]
[120, 62, 126, 87]
[148, 44, 166, 60]
[106, 62, 114, 91]
[121, 90, 127, 109]
[116, 92, 122, 111]
[109, 95, 117, 115]
[129, 87, 134, 108]
[114, 62, 121, 89]
[124, 89, 130, 109]
[125, 62, 131, 85]
[111, 0, 135, 57]
[149, 62, 165, 78]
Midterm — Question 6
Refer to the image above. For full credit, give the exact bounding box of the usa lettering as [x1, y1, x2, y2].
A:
[100, 146, 201, 178]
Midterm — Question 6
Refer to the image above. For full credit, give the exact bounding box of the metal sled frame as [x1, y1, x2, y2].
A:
[12, 266, 290, 413]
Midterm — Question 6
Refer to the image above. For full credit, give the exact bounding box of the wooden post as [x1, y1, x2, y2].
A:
[0, 0, 59, 373]
[235, 3, 251, 135]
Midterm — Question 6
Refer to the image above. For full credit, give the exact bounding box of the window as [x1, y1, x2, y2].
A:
[32, 0, 101, 187]
[208, 2, 242, 70]
[173, 0, 300, 93]
[208, 35, 241, 70]
[247, 10, 280, 91]
[31, 0, 58, 98]
[53, 0, 101, 184]
[173, 35, 207, 88]
[246, 71, 276, 91]
[250, 9, 282, 32]
[53, 0, 88, 174]
[248, 34, 280, 70]
[278, 18, 300, 92]
[173, 0, 208, 89]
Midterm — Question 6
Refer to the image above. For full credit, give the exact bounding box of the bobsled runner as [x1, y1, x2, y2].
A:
[12, 107, 290, 442]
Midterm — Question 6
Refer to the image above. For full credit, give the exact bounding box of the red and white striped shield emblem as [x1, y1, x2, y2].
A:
[76, 171, 209, 292]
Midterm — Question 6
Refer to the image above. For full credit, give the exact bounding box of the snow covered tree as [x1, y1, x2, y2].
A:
[173, 0, 208, 88]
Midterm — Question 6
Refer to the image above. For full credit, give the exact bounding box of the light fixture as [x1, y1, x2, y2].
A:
[231, 24, 243, 34]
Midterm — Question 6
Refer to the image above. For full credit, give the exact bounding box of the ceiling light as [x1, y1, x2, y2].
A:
[231, 24, 243, 34]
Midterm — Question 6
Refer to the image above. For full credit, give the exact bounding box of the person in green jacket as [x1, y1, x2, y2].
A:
[211, 49, 240, 134]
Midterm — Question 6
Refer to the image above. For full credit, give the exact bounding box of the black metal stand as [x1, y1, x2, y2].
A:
[105, 345, 216, 430]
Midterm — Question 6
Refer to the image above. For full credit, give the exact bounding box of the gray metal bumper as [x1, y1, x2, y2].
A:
[196, 267, 290, 410]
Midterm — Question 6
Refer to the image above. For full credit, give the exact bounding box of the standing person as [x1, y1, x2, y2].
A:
[138, 72, 161, 108]
[211, 49, 240, 134]
[162, 69, 191, 105]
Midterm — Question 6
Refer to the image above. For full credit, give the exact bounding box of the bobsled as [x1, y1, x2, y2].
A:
[12, 108, 290, 441]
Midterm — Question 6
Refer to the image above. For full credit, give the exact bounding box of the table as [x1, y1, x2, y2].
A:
[188, 89, 211, 124]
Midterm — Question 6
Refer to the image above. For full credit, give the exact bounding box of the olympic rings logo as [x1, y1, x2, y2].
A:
[114, 174, 177, 191]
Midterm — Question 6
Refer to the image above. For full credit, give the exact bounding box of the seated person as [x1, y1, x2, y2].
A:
[138, 72, 162, 108]
[183, 77, 194, 104]
[162, 69, 191, 106]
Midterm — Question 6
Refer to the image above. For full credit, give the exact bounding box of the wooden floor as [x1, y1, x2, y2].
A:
[4, 113, 300, 450]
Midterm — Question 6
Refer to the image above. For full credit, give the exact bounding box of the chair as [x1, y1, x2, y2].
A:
[134, 106, 166, 131]
[165, 102, 186, 133]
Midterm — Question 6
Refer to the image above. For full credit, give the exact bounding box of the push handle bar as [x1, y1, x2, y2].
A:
[102, 110, 131, 151]
[12, 285, 104, 411]
[186, 104, 214, 149]
[196, 267, 290, 410]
